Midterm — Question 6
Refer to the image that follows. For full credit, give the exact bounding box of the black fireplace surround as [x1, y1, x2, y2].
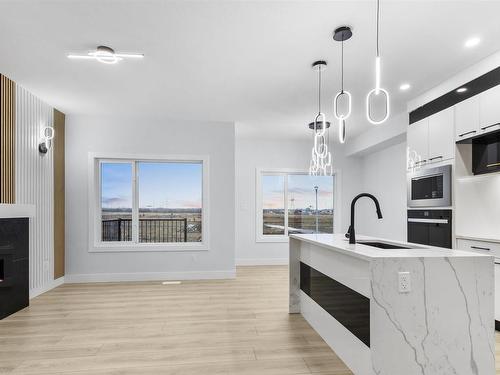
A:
[0, 218, 29, 319]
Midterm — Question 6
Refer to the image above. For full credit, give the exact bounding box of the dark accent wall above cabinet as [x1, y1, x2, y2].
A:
[409, 66, 500, 124]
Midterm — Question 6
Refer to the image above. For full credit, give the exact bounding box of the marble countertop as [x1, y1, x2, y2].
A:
[290, 233, 492, 261]
[456, 234, 500, 244]
[0, 204, 36, 218]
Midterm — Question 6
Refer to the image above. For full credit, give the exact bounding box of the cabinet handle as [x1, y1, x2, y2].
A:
[480, 123, 500, 131]
[429, 156, 443, 161]
[458, 130, 477, 137]
[414, 160, 427, 165]
[470, 246, 490, 251]
[486, 162, 500, 168]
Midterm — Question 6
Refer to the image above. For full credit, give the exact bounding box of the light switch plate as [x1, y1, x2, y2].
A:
[398, 271, 411, 293]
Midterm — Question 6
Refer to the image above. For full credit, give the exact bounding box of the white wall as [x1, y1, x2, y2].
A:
[356, 141, 407, 241]
[15, 85, 61, 297]
[65, 115, 235, 281]
[235, 130, 362, 265]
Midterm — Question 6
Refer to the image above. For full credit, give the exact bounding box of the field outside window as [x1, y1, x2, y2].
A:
[98, 158, 204, 246]
[259, 171, 335, 241]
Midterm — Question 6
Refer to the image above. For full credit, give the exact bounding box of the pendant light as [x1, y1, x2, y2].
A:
[309, 61, 333, 176]
[333, 26, 353, 144]
[366, 0, 390, 125]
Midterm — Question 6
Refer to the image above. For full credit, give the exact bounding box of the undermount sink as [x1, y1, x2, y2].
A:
[356, 241, 413, 250]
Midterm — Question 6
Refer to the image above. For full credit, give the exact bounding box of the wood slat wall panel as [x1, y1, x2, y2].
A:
[53, 109, 65, 278]
[0, 74, 16, 203]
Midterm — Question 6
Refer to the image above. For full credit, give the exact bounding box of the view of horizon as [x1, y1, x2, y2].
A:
[101, 161, 202, 210]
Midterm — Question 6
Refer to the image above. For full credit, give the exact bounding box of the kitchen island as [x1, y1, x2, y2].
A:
[289, 233, 494, 375]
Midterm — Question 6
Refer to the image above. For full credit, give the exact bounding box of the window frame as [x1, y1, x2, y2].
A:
[88, 152, 210, 252]
[255, 168, 340, 243]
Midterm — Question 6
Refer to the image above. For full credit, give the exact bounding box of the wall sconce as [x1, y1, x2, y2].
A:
[38, 126, 55, 154]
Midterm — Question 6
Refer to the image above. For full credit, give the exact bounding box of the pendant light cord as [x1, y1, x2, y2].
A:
[376, 0, 380, 57]
[341, 38, 344, 93]
[318, 66, 322, 114]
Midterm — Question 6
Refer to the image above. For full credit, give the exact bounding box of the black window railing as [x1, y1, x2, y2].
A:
[101, 218, 188, 242]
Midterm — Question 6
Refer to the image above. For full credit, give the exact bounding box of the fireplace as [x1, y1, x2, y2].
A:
[0, 218, 29, 319]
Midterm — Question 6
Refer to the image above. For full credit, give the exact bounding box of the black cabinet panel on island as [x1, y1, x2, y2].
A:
[300, 262, 370, 347]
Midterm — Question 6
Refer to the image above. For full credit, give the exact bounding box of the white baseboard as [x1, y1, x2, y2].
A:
[64, 270, 236, 283]
[236, 258, 288, 266]
[29, 276, 65, 299]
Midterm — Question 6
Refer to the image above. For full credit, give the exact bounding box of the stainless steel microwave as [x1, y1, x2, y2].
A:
[407, 165, 451, 208]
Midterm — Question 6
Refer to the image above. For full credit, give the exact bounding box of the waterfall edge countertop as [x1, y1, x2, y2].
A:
[289, 233, 491, 260]
[289, 233, 494, 375]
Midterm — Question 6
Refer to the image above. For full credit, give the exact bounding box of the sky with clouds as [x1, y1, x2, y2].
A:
[262, 174, 334, 210]
[101, 162, 202, 209]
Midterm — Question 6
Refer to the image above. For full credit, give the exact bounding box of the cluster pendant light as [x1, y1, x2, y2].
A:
[309, 61, 333, 177]
[366, 0, 390, 124]
[333, 26, 353, 144]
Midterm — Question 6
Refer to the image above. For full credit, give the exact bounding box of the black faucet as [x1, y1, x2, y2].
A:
[345, 193, 383, 244]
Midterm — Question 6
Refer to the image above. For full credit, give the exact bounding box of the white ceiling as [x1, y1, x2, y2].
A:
[0, 0, 499, 139]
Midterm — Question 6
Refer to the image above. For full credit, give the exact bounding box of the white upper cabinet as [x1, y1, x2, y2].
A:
[479, 85, 500, 134]
[407, 108, 455, 169]
[429, 107, 455, 162]
[455, 85, 500, 141]
[407, 118, 429, 166]
[455, 95, 480, 141]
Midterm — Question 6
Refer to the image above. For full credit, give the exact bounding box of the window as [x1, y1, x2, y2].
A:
[101, 162, 133, 242]
[262, 175, 285, 235]
[90, 154, 208, 251]
[257, 169, 335, 242]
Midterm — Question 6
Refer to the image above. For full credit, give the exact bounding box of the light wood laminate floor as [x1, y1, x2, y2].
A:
[0, 266, 499, 374]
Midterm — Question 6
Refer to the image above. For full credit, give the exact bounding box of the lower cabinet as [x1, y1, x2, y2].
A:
[457, 238, 500, 323]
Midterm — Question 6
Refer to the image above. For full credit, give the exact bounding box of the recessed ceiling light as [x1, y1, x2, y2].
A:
[399, 83, 411, 91]
[465, 37, 481, 48]
[67, 45, 144, 64]
[456, 87, 468, 93]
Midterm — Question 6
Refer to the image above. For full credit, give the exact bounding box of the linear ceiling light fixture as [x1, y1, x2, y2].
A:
[333, 26, 353, 144]
[67, 45, 144, 64]
[366, 0, 390, 125]
[309, 61, 333, 176]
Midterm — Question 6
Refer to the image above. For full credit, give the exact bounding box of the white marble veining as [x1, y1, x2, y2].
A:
[289, 238, 301, 314]
[290, 233, 490, 260]
[371, 256, 494, 375]
[290, 234, 494, 375]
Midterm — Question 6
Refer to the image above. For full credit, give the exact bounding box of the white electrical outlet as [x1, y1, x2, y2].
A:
[398, 271, 411, 293]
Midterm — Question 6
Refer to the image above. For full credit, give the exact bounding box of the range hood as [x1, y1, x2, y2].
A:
[457, 128, 500, 175]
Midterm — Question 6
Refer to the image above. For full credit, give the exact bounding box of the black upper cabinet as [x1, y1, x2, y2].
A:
[471, 130, 500, 175]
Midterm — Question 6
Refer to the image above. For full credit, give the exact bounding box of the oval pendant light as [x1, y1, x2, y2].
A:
[333, 26, 352, 144]
[366, 0, 390, 125]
